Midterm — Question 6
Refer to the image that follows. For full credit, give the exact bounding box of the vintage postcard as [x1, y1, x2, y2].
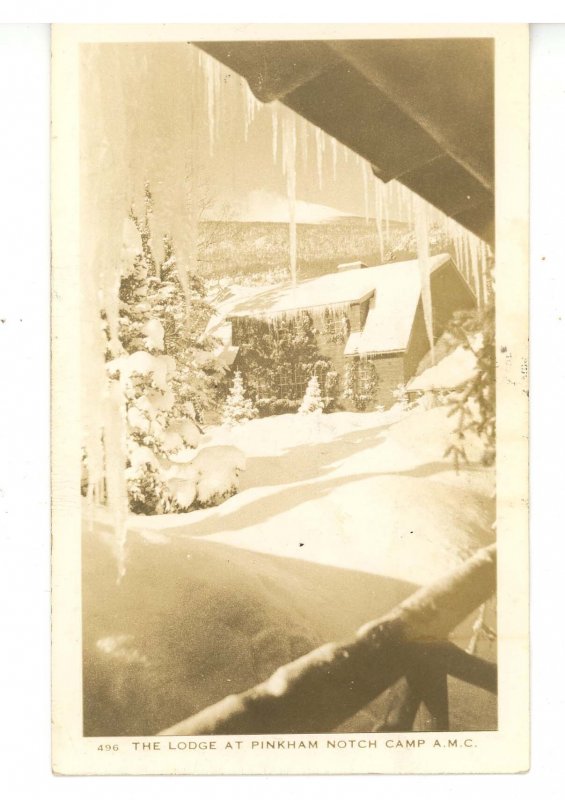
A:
[51, 23, 529, 775]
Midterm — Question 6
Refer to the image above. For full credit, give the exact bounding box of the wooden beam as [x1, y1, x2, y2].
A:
[159, 544, 496, 735]
[414, 664, 449, 731]
[376, 677, 421, 732]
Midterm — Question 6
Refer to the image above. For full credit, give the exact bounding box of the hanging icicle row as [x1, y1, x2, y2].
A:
[443, 213, 490, 310]
[81, 45, 135, 579]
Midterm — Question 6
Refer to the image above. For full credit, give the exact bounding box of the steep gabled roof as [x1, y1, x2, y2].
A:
[207, 253, 458, 357]
[227, 267, 376, 317]
[209, 253, 452, 325]
[343, 254, 452, 355]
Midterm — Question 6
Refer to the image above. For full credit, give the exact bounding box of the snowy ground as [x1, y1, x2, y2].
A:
[83, 404, 496, 736]
[134, 404, 494, 585]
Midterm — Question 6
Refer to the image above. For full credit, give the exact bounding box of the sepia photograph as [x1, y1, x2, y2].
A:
[51, 24, 529, 774]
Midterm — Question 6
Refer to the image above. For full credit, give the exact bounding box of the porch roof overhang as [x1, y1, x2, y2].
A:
[195, 38, 494, 246]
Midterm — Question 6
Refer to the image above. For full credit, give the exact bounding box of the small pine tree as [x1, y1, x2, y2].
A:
[299, 375, 324, 415]
[222, 371, 257, 426]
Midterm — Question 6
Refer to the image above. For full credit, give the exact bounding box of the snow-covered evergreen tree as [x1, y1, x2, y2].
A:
[108, 347, 182, 516]
[110, 244, 201, 514]
[299, 375, 324, 415]
[222, 371, 257, 426]
[129, 185, 226, 424]
[106, 188, 208, 515]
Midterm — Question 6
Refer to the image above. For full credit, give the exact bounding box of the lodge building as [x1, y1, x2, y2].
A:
[210, 253, 476, 410]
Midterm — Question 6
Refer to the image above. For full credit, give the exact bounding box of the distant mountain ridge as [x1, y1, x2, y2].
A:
[204, 190, 358, 226]
[198, 216, 410, 281]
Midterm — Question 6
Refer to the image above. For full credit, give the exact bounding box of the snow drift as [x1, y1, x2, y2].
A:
[83, 405, 496, 735]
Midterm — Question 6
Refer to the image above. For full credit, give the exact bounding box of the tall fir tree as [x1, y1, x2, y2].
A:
[112, 240, 201, 514]
[128, 184, 226, 423]
[107, 182, 226, 514]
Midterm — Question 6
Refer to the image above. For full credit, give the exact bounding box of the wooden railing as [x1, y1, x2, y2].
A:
[159, 544, 496, 735]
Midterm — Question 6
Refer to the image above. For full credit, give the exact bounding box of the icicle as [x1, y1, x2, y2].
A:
[362, 161, 370, 224]
[448, 219, 457, 270]
[81, 44, 138, 580]
[468, 231, 484, 309]
[462, 229, 472, 290]
[405, 184, 414, 228]
[374, 179, 385, 263]
[205, 62, 216, 152]
[265, 300, 354, 330]
[449, 219, 463, 280]
[413, 194, 435, 365]
[241, 78, 261, 142]
[301, 115, 309, 172]
[199, 49, 223, 156]
[389, 180, 397, 223]
[459, 228, 467, 282]
[383, 181, 390, 245]
[281, 113, 298, 286]
[330, 136, 338, 182]
[314, 126, 324, 189]
[395, 182, 403, 225]
[271, 105, 279, 162]
[481, 239, 491, 304]
[103, 379, 129, 579]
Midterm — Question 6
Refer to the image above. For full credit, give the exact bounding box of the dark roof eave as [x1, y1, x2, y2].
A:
[195, 40, 494, 246]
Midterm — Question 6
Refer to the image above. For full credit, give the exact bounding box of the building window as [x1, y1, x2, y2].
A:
[323, 310, 350, 344]
[276, 365, 308, 399]
[358, 360, 377, 394]
[344, 356, 379, 411]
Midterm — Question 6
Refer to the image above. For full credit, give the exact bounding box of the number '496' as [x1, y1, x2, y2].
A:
[97, 744, 119, 751]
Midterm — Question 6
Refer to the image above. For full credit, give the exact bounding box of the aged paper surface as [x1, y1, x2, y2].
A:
[51, 23, 529, 775]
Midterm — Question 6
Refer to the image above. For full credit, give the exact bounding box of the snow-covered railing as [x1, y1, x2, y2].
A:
[159, 545, 497, 735]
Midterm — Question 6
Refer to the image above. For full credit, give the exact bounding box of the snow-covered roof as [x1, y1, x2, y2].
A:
[216, 254, 451, 319]
[203, 320, 240, 369]
[206, 284, 283, 336]
[207, 254, 455, 356]
[344, 254, 452, 355]
[222, 269, 378, 318]
[407, 345, 477, 392]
